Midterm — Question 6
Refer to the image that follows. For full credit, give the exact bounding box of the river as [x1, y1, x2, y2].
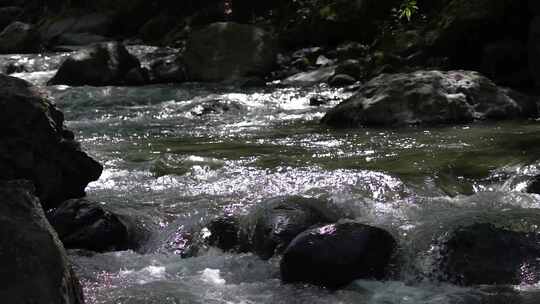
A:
[3, 48, 540, 303]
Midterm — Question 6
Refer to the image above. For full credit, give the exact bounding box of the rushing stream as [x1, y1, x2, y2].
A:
[4, 49, 540, 303]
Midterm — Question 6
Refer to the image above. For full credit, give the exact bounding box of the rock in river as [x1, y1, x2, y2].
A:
[184, 22, 276, 82]
[47, 199, 153, 252]
[0, 180, 84, 304]
[0, 74, 102, 208]
[48, 42, 143, 86]
[179, 196, 339, 259]
[436, 222, 540, 286]
[322, 70, 538, 127]
[241, 196, 339, 259]
[280, 221, 397, 289]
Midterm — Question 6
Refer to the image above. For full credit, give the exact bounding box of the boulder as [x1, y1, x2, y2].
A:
[206, 215, 241, 252]
[335, 59, 364, 79]
[0, 75, 102, 208]
[329, 74, 357, 87]
[47, 199, 153, 252]
[184, 22, 277, 82]
[527, 175, 540, 194]
[280, 221, 397, 289]
[322, 70, 538, 128]
[0, 22, 41, 54]
[149, 55, 187, 83]
[0, 180, 84, 304]
[437, 223, 540, 285]
[243, 196, 338, 259]
[184, 196, 338, 259]
[48, 42, 142, 86]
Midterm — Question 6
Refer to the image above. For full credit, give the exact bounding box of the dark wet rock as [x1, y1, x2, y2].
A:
[2, 61, 26, 74]
[124, 67, 150, 86]
[186, 196, 339, 259]
[527, 175, 540, 194]
[280, 221, 397, 289]
[149, 55, 186, 83]
[48, 42, 142, 86]
[309, 96, 330, 106]
[47, 199, 153, 252]
[0, 22, 41, 54]
[39, 12, 113, 45]
[206, 215, 241, 252]
[335, 59, 364, 79]
[184, 22, 277, 82]
[322, 70, 538, 128]
[437, 223, 540, 285]
[0, 75, 102, 208]
[329, 74, 357, 87]
[282, 66, 336, 86]
[0, 6, 22, 30]
[0, 180, 84, 304]
[244, 196, 339, 259]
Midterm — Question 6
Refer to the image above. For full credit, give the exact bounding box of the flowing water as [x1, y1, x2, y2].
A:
[4, 49, 540, 303]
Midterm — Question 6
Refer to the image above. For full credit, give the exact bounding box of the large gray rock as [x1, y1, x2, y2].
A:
[48, 42, 142, 86]
[48, 199, 153, 253]
[184, 22, 277, 82]
[0, 75, 102, 208]
[280, 221, 397, 289]
[0, 22, 41, 54]
[322, 70, 538, 128]
[0, 180, 84, 304]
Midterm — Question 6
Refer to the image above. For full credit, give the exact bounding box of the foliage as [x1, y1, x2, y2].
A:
[397, 0, 418, 21]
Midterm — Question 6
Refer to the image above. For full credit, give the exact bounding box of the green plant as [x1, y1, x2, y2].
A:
[397, 0, 418, 21]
